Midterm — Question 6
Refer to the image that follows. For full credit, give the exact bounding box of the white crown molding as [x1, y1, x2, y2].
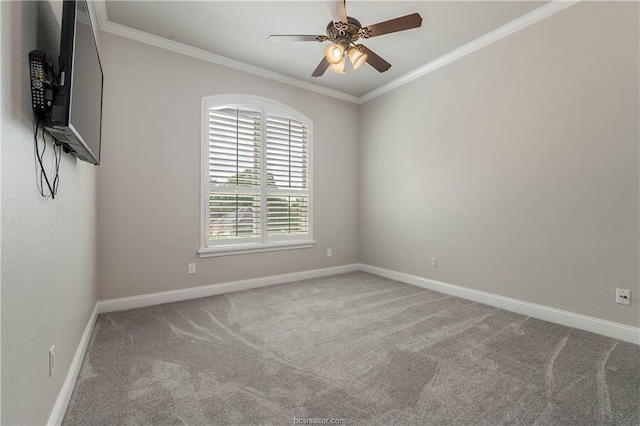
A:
[358, 0, 580, 104]
[359, 264, 640, 345]
[91, 1, 359, 104]
[98, 264, 360, 313]
[47, 303, 100, 426]
[92, 0, 109, 31]
[92, 0, 579, 105]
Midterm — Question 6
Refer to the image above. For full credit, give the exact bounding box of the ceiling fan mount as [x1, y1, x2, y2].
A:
[324, 17, 363, 44]
[268, 0, 423, 77]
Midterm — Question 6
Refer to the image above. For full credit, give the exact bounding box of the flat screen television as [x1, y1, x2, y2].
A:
[45, 0, 103, 165]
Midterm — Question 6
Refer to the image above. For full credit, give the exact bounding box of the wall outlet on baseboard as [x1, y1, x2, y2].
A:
[430, 257, 437, 268]
[49, 345, 55, 377]
[188, 263, 196, 274]
[327, 249, 332, 258]
[616, 288, 631, 305]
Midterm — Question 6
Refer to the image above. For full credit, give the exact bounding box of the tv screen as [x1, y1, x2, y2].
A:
[46, 0, 103, 165]
[70, 1, 102, 162]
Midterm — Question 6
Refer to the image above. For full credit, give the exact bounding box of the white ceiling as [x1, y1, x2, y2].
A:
[104, 1, 548, 97]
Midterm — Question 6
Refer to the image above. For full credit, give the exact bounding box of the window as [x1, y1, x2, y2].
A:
[199, 95, 313, 257]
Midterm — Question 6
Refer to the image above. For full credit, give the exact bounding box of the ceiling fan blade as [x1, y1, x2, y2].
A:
[312, 57, 331, 77]
[268, 35, 326, 42]
[360, 13, 422, 39]
[326, 0, 347, 24]
[360, 45, 391, 73]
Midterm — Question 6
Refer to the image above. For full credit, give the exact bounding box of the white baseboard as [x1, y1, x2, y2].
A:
[47, 302, 100, 426]
[99, 262, 638, 343]
[47, 262, 638, 424]
[359, 264, 639, 345]
[47, 264, 357, 424]
[98, 264, 360, 313]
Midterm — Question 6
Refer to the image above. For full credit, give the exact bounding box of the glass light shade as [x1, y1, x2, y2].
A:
[325, 44, 345, 65]
[348, 47, 368, 70]
[328, 57, 346, 74]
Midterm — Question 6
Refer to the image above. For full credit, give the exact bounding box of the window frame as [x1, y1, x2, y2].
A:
[198, 94, 314, 258]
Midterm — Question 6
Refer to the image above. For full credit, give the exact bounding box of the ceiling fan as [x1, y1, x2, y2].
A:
[268, 0, 422, 77]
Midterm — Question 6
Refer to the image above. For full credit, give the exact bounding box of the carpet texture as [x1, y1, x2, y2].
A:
[63, 272, 640, 425]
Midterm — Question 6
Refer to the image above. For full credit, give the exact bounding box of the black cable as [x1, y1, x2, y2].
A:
[34, 118, 61, 199]
[34, 119, 52, 197]
[52, 137, 62, 196]
[39, 121, 49, 197]
[33, 120, 42, 196]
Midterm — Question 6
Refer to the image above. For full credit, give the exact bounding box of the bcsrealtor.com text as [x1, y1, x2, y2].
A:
[293, 417, 347, 424]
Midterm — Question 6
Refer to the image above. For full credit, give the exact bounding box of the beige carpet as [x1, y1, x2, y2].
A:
[63, 272, 640, 425]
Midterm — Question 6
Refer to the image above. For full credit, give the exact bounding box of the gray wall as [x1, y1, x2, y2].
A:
[1, 1, 637, 423]
[97, 33, 359, 300]
[358, 1, 639, 327]
[1, 1, 98, 424]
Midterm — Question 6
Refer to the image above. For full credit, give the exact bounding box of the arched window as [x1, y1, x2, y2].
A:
[199, 95, 313, 256]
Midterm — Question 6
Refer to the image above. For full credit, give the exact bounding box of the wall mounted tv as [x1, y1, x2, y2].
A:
[45, 0, 103, 165]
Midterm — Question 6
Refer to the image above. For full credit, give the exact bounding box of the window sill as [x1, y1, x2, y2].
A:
[198, 240, 316, 258]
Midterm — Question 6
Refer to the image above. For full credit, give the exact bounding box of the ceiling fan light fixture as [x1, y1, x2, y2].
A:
[348, 46, 368, 70]
[325, 43, 345, 65]
[328, 57, 346, 74]
[269, 2, 422, 77]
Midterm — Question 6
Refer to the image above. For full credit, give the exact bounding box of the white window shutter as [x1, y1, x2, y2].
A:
[201, 96, 312, 251]
[266, 115, 309, 237]
[208, 107, 261, 187]
[207, 107, 261, 240]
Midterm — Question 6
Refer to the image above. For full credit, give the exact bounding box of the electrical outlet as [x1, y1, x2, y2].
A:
[327, 249, 332, 258]
[188, 263, 196, 274]
[430, 258, 437, 268]
[49, 345, 55, 377]
[616, 288, 631, 306]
